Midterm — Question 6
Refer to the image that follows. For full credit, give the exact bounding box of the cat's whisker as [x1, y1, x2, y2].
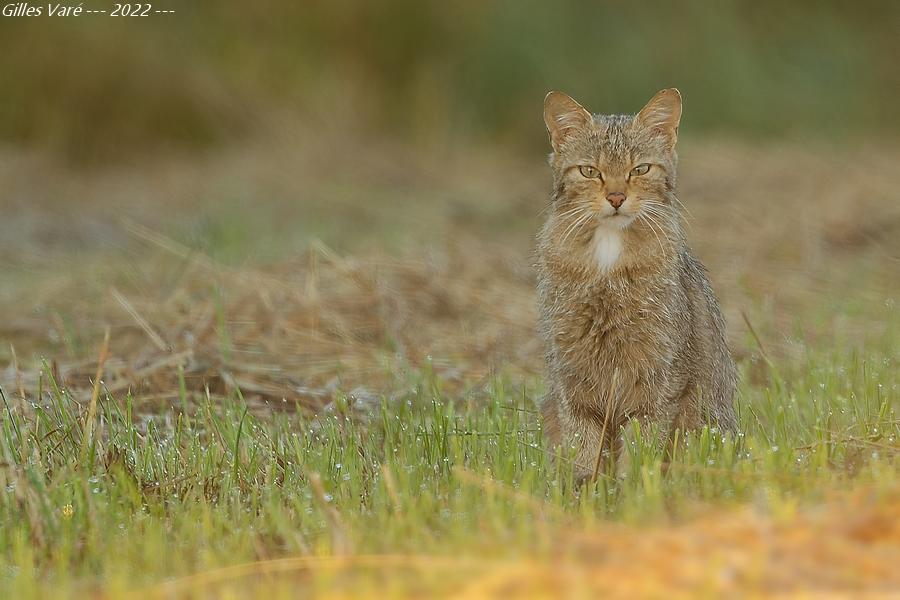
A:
[640, 200, 676, 227]
[560, 211, 595, 245]
[638, 206, 676, 250]
[552, 206, 590, 243]
[641, 199, 674, 215]
[638, 200, 666, 217]
[557, 212, 585, 245]
[660, 200, 692, 231]
[646, 214, 677, 249]
[670, 193, 694, 219]
[645, 198, 690, 230]
[641, 203, 673, 227]
[635, 214, 660, 251]
[637, 213, 666, 255]
[564, 210, 597, 245]
[555, 205, 591, 220]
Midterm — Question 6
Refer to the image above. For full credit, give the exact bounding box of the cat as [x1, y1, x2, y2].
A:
[536, 88, 737, 480]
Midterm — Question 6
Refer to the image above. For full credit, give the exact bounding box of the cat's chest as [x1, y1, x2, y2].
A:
[549, 276, 675, 358]
[590, 229, 623, 273]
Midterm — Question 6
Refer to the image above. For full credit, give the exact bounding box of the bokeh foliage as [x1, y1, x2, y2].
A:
[1, 0, 898, 162]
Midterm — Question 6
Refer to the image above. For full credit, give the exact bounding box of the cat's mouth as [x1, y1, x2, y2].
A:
[601, 212, 635, 229]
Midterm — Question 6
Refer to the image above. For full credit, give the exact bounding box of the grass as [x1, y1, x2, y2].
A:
[1, 332, 897, 597]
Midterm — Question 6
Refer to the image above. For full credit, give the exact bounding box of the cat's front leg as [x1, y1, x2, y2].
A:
[556, 395, 624, 482]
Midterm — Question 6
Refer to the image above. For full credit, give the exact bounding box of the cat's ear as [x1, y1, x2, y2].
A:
[544, 91, 592, 152]
[636, 88, 682, 145]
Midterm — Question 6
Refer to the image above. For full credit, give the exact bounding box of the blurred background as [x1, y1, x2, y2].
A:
[2, 0, 899, 164]
[1, 0, 898, 379]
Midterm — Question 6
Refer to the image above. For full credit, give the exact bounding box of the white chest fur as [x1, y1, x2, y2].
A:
[591, 227, 623, 273]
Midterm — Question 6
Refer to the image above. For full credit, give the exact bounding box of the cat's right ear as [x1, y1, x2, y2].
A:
[543, 92, 592, 152]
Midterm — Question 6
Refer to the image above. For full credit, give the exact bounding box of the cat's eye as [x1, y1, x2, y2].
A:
[630, 163, 651, 177]
[578, 165, 601, 179]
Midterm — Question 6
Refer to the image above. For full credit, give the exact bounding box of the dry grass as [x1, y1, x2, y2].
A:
[126, 480, 900, 598]
[1, 135, 898, 412]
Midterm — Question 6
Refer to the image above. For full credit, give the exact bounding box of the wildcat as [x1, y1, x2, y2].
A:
[537, 89, 736, 480]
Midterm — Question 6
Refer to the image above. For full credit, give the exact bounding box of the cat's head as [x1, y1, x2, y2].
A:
[541, 89, 683, 269]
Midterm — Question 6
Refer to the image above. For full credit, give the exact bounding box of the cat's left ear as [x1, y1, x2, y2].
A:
[636, 88, 682, 146]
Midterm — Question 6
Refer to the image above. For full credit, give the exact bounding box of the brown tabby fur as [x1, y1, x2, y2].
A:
[537, 89, 736, 479]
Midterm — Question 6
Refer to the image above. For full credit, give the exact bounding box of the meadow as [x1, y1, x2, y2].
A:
[1, 130, 898, 597]
[2, 1, 900, 596]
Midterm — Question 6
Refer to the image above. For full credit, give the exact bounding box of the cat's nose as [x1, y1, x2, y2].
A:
[606, 192, 626, 209]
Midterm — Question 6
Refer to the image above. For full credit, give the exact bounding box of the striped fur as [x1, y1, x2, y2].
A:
[537, 89, 736, 479]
